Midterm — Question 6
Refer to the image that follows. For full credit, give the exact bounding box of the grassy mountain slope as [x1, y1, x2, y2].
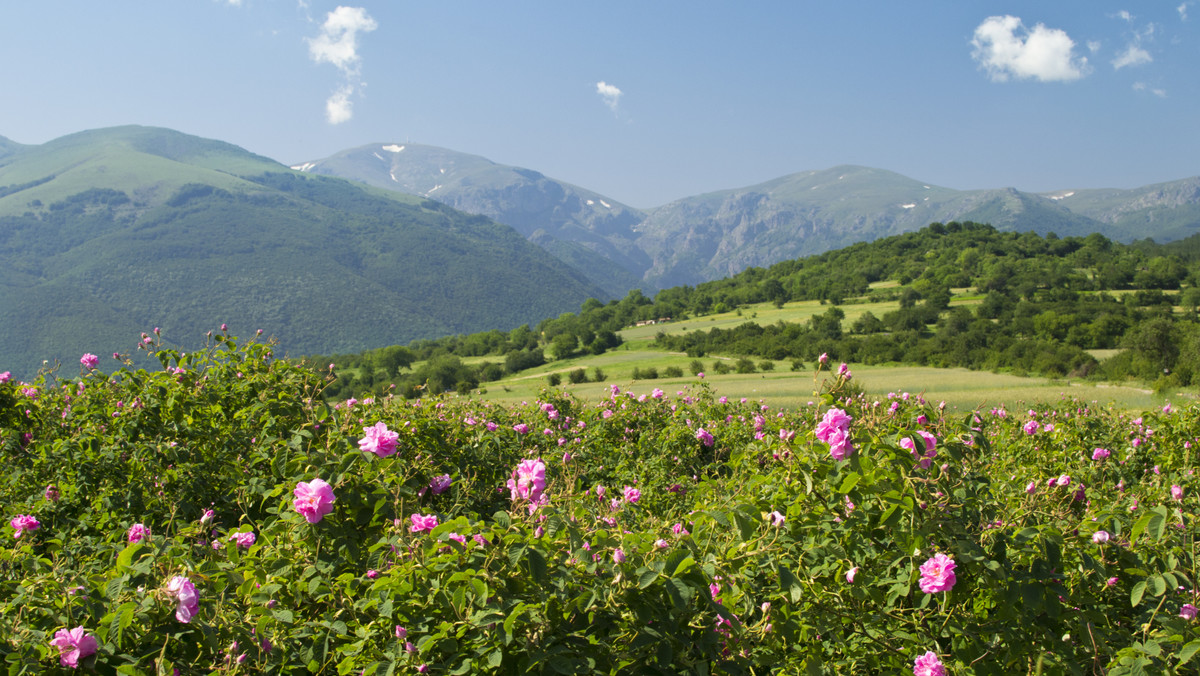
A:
[0, 128, 603, 379]
[292, 143, 649, 297]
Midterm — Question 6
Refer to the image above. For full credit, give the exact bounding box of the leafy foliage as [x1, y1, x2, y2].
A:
[1, 333, 1196, 673]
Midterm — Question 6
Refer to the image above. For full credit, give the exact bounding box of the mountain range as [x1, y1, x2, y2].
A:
[2, 124, 1198, 377]
[0, 126, 601, 378]
[294, 144, 1200, 291]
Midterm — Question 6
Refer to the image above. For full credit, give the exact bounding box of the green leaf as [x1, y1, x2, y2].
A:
[1178, 640, 1200, 666]
[1131, 580, 1147, 607]
[1151, 575, 1167, 597]
[272, 608, 295, 624]
[638, 569, 659, 589]
[837, 471, 861, 494]
[1147, 508, 1167, 541]
[526, 548, 547, 584]
[1130, 513, 1153, 544]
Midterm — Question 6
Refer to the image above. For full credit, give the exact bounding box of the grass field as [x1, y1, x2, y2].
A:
[405, 295, 1181, 413]
[475, 361, 1168, 412]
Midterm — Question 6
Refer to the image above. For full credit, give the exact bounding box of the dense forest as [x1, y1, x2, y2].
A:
[309, 222, 1200, 399]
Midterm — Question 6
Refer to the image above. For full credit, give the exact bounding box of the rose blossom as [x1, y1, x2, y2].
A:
[293, 479, 336, 523]
[358, 422, 399, 457]
[166, 575, 200, 623]
[815, 408, 854, 460]
[1092, 530, 1110, 544]
[126, 523, 150, 543]
[49, 626, 98, 668]
[429, 474, 452, 495]
[228, 531, 256, 549]
[913, 651, 947, 676]
[409, 513, 439, 533]
[846, 566, 858, 583]
[10, 515, 40, 539]
[1181, 603, 1198, 620]
[507, 459, 547, 504]
[1171, 484, 1184, 501]
[918, 553, 957, 594]
[623, 486, 641, 504]
[80, 353, 99, 370]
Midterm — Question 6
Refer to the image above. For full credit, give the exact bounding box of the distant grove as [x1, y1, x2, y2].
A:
[312, 222, 1200, 399]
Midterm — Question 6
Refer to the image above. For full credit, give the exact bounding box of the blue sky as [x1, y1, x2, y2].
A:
[1, 1, 1196, 207]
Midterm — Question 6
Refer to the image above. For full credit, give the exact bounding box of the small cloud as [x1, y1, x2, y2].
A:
[1115, 10, 1134, 22]
[1087, 40, 1102, 53]
[971, 15, 1089, 82]
[1113, 44, 1152, 69]
[596, 81, 622, 113]
[1180, 2, 1191, 21]
[325, 85, 355, 124]
[1133, 82, 1167, 97]
[307, 6, 377, 74]
[307, 6, 378, 125]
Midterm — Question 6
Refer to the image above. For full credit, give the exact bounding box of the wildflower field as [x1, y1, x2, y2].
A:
[1, 331, 1197, 674]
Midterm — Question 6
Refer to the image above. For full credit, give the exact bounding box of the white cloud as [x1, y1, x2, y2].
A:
[325, 85, 355, 124]
[1133, 82, 1167, 97]
[1180, 3, 1191, 21]
[971, 16, 1089, 82]
[307, 6, 377, 74]
[596, 81, 622, 113]
[307, 6, 377, 125]
[1116, 10, 1134, 22]
[1113, 44, 1152, 69]
[1087, 40, 1102, 53]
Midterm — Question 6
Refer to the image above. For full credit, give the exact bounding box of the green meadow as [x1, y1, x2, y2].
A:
[447, 296, 1173, 412]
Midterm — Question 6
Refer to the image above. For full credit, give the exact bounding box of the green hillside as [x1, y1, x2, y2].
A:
[0, 127, 604, 379]
[294, 143, 648, 297]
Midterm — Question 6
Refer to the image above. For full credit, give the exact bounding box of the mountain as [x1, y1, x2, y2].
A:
[632, 167, 1113, 288]
[1039, 177, 1200, 243]
[0, 126, 603, 379]
[300, 145, 1199, 292]
[292, 143, 648, 297]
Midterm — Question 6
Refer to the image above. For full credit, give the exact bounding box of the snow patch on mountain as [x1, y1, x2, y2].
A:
[382, 144, 405, 153]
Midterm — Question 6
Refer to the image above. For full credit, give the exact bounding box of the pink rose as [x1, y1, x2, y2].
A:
[228, 531, 256, 549]
[1181, 603, 1198, 620]
[80, 353, 99, 370]
[126, 523, 150, 543]
[429, 474, 452, 495]
[1092, 448, 1110, 461]
[913, 651, 947, 676]
[846, 566, 858, 583]
[1171, 484, 1184, 501]
[918, 553, 957, 594]
[10, 514, 40, 539]
[623, 486, 641, 504]
[167, 575, 200, 623]
[1092, 530, 1110, 543]
[409, 513, 439, 533]
[816, 408, 854, 460]
[507, 459, 547, 503]
[49, 626, 98, 668]
[358, 422, 399, 457]
[293, 479, 336, 523]
[695, 427, 714, 447]
[768, 510, 785, 527]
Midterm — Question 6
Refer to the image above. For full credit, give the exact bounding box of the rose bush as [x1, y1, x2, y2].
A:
[0, 331, 1196, 673]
